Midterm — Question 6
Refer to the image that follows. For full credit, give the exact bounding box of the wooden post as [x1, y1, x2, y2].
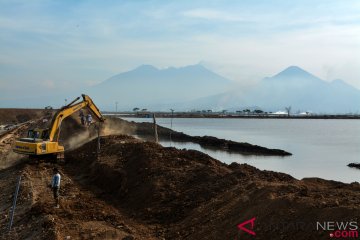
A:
[97, 122, 101, 158]
[170, 109, 174, 146]
[153, 114, 158, 143]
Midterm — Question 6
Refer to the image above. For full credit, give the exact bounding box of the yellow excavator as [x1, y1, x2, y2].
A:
[13, 94, 105, 159]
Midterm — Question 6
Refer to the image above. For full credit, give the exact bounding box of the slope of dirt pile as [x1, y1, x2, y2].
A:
[64, 135, 360, 240]
[105, 117, 292, 156]
[0, 160, 158, 240]
[66, 135, 236, 224]
[0, 161, 57, 240]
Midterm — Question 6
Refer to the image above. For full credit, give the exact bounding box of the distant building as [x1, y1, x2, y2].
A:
[273, 111, 287, 115]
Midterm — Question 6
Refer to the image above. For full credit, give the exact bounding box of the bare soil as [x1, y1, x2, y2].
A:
[0, 109, 44, 125]
[0, 112, 359, 240]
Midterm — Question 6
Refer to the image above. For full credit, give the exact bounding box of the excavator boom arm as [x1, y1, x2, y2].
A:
[48, 94, 104, 141]
[82, 94, 105, 122]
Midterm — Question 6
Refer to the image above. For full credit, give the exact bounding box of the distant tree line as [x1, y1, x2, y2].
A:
[192, 109, 268, 114]
[133, 107, 148, 112]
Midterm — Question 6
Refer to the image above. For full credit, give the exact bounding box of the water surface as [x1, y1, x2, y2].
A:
[122, 117, 360, 183]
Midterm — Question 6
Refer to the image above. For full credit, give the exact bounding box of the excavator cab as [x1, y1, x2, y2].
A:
[14, 128, 63, 157]
[16, 128, 50, 143]
[26, 128, 49, 140]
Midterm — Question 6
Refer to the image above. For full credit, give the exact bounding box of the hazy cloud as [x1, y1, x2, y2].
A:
[0, 0, 359, 107]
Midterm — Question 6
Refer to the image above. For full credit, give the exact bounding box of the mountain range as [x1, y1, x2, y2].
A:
[1, 64, 359, 114]
[183, 66, 360, 113]
[87, 64, 233, 110]
[89, 64, 359, 113]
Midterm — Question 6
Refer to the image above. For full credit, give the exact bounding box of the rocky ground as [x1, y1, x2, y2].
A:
[0, 111, 359, 240]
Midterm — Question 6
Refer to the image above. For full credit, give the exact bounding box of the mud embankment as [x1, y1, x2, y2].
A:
[107, 117, 292, 156]
[64, 135, 359, 240]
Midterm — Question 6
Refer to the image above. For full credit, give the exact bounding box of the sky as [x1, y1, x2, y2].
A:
[0, 0, 360, 101]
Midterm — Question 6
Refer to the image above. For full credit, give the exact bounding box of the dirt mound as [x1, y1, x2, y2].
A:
[67, 135, 235, 223]
[65, 135, 360, 239]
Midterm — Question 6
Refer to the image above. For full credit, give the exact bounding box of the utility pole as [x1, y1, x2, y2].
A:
[97, 122, 101, 159]
[153, 113, 158, 143]
[170, 109, 174, 146]
[170, 109, 174, 129]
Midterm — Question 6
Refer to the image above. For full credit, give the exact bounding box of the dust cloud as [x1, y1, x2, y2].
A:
[101, 118, 135, 136]
[65, 118, 135, 150]
[66, 131, 97, 150]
